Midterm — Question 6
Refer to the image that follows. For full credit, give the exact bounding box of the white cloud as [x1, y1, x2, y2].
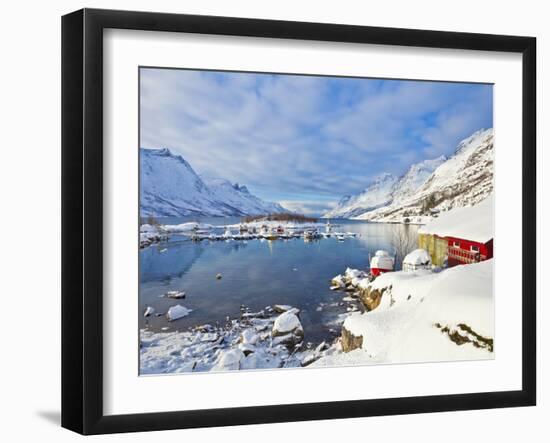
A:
[140, 68, 493, 202]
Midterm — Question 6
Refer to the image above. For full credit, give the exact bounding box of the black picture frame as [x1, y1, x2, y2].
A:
[62, 8, 537, 435]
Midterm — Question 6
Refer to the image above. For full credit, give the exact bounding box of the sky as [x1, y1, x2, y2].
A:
[140, 68, 493, 215]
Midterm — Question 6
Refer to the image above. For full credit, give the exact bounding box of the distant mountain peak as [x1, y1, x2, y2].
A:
[140, 148, 287, 217]
[323, 128, 493, 220]
[323, 172, 398, 219]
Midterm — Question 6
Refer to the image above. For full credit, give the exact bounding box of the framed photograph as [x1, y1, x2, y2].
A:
[62, 8, 536, 434]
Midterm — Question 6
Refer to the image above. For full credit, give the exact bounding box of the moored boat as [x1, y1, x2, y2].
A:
[370, 250, 395, 276]
[303, 230, 321, 241]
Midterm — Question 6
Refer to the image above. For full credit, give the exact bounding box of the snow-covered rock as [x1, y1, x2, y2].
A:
[165, 290, 186, 299]
[213, 349, 245, 371]
[140, 148, 286, 217]
[165, 304, 193, 321]
[272, 304, 298, 314]
[272, 311, 304, 338]
[140, 311, 314, 374]
[143, 306, 155, 317]
[330, 274, 345, 289]
[241, 329, 259, 345]
[345, 268, 363, 280]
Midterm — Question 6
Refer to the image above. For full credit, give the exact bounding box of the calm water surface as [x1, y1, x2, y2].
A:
[139, 217, 418, 345]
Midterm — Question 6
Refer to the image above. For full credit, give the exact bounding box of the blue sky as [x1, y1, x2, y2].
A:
[140, 68, 493, 215]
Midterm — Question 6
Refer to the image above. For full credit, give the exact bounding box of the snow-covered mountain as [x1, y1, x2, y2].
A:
[323, 128, 494, 221]
[323, 173, 398, 219]
[201, 176, 286, 215]
[390, 155, 447, 204]
[140, 148, 286, 217]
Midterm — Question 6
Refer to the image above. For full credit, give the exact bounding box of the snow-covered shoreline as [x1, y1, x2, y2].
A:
[312, 260, 494, 367]
[140, 258, 494, 374]
[140, 304, 338, 374]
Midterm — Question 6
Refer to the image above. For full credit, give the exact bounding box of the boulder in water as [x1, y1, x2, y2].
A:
[166, 304, 193, 321]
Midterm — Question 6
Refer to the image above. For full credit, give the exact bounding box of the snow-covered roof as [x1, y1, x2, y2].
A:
[418, 196, 493, 243]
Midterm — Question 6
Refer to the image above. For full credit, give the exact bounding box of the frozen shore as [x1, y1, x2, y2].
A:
[140, 305, 338, 374]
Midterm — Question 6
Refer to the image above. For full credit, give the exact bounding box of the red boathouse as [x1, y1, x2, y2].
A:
[418, 196, 494, 268]
[446, 236, 493, 267]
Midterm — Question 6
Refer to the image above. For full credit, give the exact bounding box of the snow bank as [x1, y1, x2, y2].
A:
[418, 195, 493, 243]
[341, 260, 494, 363]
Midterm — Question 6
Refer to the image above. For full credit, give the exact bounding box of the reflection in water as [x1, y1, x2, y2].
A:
[140, 236, 206, 282]
[139, 218, 418, 345]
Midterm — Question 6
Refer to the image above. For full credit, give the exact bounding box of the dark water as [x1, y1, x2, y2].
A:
[139, 218, 418, 345]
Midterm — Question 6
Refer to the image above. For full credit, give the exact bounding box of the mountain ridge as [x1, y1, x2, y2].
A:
[323, 128, 493, 221]
[140, 148, 286, 217]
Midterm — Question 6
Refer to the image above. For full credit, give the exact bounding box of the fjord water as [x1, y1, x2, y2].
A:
[139, 218, 419, 345]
